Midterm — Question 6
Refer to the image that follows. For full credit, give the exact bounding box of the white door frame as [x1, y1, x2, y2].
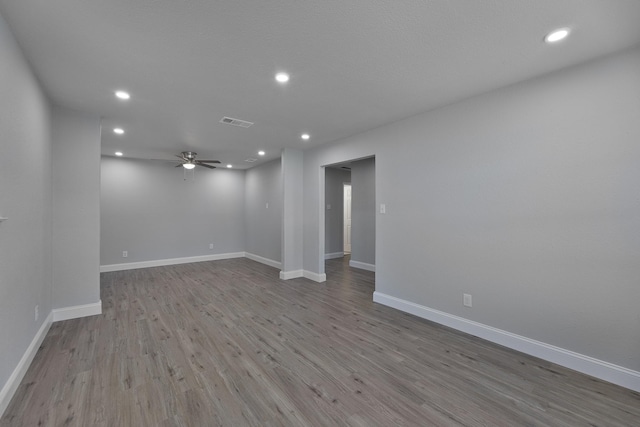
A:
[319, 156, 376, 284]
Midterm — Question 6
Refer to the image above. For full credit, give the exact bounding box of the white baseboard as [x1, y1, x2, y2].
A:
[349, 260, 376, 272]
[279, 270, 327, 283]
[52, 300, 102, 322]
[280, 269, 304, 280]
[100, 252, 245, 272]
[373, 292, 640, 393]
[303, 270, 327, 283]
[324, 252, 344, 260]
[245, 252, 282, 269]
[0, 311, 53, 418]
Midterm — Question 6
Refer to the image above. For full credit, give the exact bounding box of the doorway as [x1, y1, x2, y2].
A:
[322, 156, 376, 280]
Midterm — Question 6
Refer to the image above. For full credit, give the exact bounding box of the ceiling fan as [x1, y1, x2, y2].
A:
[175, 151, 221, 169]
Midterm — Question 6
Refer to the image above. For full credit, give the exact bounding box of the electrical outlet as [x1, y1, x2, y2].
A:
[327, 204, 332, 210]
[35, 305, 39, 322]
[463, 293, 472, 307]
[122, 250, 128, 258]
[209, 244, 214, 249]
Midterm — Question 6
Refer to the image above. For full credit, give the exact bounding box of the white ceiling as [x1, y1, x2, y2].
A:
[1, 0, 640, 168]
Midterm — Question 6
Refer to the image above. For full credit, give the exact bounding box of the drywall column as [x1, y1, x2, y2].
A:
[52, 106, 101, 319]
[280, 148, 305, 279]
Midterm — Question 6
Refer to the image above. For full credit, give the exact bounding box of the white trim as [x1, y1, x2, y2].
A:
[245, 252, 282, 269]
[373, 292, 640, 393]
[324, 252, 344, 260]
[280, 270, 304, 280]
[0, 312, 53, 418]
[349, 260, 376, 272]
[280, 270, 327, 283]
[303, 270, 327, 283]
[100, 252, 245, 272]
[52, 300, 102, 322]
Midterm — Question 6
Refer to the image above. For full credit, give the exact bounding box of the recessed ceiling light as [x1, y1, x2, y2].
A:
[226, 164, 233, 168]
[545, 28, 570, 43]
[115, 90, 130, 100]
[301, 133, 310, 140]
[275, 72, 290, 83]
[113, 128, 124, 135]
[115, 152, 123, 156]
[258, 150, 265, 156]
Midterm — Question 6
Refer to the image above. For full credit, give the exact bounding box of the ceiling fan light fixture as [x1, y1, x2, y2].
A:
[183, 163, 196, 170]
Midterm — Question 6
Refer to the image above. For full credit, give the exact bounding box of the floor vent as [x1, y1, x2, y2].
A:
[220, 117, 254, 128]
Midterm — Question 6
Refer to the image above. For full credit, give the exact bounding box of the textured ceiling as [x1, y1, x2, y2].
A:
[1, 0, 640, 168]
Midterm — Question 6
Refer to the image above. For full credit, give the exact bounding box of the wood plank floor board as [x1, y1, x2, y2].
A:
[2, 256, 639, 426]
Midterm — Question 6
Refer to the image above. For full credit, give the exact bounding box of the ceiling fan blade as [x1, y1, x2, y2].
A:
[195, 162, 216, 169]
[196, 160, 221, 164]
[175, 154, 187, 160]
[175, 163, 185, 168]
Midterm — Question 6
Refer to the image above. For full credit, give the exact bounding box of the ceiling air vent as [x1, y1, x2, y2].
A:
[220, 116, 254, 128]
[245, 158, 258, 163]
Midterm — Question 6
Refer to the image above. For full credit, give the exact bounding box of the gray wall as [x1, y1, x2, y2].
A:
[0, 12, 52, 405]
[303, 47, 640, 372]
[281, 148, 304, 275]
[350, 158, 375, 265]
[324, 168, 351, 256]
[245, 158, 282, 263]
[52, 106, 101, 308]
[100, 157, 245, 265]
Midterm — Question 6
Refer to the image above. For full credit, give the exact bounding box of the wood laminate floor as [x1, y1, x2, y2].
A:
[2, 257, 639, 426]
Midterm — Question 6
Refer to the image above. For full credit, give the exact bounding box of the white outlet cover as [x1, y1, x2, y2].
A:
[463, 293, 472, 307]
